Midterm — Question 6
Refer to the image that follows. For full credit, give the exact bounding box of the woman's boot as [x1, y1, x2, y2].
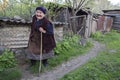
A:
[42, 59, 48, 67]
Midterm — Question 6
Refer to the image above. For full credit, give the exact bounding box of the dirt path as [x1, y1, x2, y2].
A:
[21, 41, 105, 80]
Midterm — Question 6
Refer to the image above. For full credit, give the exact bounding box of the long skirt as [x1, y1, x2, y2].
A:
[25, 50, 54, 60]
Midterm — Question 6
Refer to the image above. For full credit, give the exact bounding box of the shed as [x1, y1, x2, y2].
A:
[103, 9, 120, 32]
[51, 7, 98, 38]
[75, 9, 97, 38]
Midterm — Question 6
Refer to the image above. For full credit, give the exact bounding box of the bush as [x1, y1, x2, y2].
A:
[54, 35, 80, 55]
[0, 50, 17, 72]
[90, 31, 103, 41]
[0, 50, 22, 80]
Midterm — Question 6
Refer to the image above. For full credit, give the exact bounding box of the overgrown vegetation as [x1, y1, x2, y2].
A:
[50, 35, 92, 67]
[0, 1, 66, 20]
[0, 68, 21, 80]
[0, 0, 120, 19]
[44, 2, 66, 20]
[30, 35, 92, 73]
[0, 50, 16, 71]
[0, 50, 21, 80]
[54, 35, 80, 55]
[60, 30, 120, 80]
[90, 31, 103, 41]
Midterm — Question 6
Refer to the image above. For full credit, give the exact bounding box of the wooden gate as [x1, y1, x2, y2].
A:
[69, 15, 86, 37]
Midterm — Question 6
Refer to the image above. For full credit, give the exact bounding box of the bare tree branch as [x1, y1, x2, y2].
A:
[65, 0, 72, 7]
[77, 0, 85, 10]
[77, 0, 83, 8]
[75, 0, 88, 14]
[74, 0, 77, 8]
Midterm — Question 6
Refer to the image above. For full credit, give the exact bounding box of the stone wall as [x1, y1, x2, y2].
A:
[54, 26, 63, 42]
[0, 22, 63, 48]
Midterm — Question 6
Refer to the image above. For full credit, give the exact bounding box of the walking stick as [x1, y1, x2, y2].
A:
[38, 32, 43, 76]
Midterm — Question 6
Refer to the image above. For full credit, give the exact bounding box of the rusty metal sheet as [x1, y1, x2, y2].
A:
[106, 17, 113, 32]
[97, 16, 113, 32]
[97, 16, 105, 31]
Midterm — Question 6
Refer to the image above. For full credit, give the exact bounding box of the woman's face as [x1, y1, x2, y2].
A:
[35, 10, 45, 20]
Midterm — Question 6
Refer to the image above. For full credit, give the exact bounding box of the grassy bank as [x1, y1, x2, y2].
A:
[60, 31, 120, 80]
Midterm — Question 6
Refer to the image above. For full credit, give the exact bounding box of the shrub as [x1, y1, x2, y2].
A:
[90, 31, 103, 41]
[0, 50, 17, 72]
[54, 35, 80, 55]
[0, 50, 22, 80]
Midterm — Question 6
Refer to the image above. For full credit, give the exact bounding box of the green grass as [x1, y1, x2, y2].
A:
[0, 68, 22, 80]
[60, 30, 120, 80]
[30, 35, 93, 73]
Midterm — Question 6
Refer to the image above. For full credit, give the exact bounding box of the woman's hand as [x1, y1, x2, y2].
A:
[39, 27, 46, 33]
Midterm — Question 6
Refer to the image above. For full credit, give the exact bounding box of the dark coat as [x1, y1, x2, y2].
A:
[27, 15, 56, 55]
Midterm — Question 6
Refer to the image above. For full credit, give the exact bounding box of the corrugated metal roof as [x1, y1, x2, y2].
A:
[103, 9, 120, 13]
[0, 17, 32, 24]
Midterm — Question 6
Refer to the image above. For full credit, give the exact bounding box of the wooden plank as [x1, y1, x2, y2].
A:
[70, 15, 86, 19]
[113, 24, 120, 28]
[113, 22, 120, 24]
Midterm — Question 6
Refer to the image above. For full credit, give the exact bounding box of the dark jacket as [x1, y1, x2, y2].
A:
[28, 15, 56, 55]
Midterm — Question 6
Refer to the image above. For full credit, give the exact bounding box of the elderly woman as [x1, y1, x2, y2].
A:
[26, 6, 56, 67]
